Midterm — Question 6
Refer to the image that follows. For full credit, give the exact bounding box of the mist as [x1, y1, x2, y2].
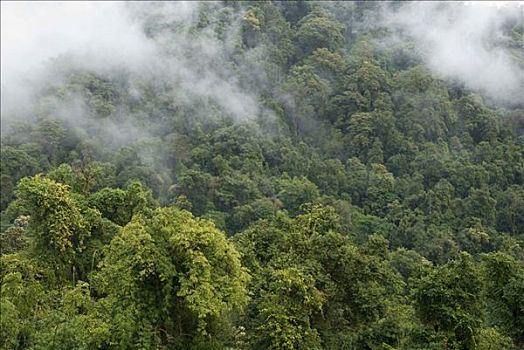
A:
[381, 1, 524, 107]
[1, 2, 151, 121]
[1, 1, 270, 137]
[2, 1, 522, 137]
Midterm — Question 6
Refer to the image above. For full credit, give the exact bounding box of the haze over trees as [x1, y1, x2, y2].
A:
[1, 1, 523, 349]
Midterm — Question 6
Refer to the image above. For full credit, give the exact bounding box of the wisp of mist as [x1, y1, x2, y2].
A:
[381, 1, 524, 107]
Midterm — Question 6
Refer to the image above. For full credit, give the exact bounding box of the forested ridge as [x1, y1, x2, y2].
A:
[1, 1, 524, 349]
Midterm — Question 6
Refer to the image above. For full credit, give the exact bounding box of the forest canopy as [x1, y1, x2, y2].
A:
[1, 1, 524, 349]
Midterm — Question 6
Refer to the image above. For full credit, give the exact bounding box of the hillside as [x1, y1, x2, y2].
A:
[1, 2, 523, 349]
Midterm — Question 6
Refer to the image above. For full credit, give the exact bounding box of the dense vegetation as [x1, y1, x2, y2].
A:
[1, 2, 524, 349]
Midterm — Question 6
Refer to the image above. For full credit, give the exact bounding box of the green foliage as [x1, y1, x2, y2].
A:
[28, 282, 111, 350]
[88, 181, 156, 226]
[93, 207, 249, 348]
[0, 253, 53, 349]
[1, 2, 524, 348]
[16, 175, 90, 262]
[276, 175, 320, 216]
[412, 253, 484, 348]
[0, 146, 40, 210]
[296, 9, 344, 56]
[48, 161, 117, 195]
[0, 215, 30, 255]
[482, 252, 524, 345]
[236, 205, 410, 349]
[256, 267, 324, 350]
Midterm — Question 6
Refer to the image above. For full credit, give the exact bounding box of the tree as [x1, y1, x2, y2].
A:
[496, 186, 524, 235]
[93, 207, 249, 348]
[0, 147, 40, 210]
[236, 205, 409, 350]
[276, 175, 320, 216]
[296, 9, 344, 57]
[411, 253, 484, 349]
[33, 119, 68, 166]
[15, 175, 90, 267]
[88, 181, 156, 227]
[0, 215, 29, 255]
[482, 252, 524, 346]
[464, 188, 497, 228]
[175, 168, 212, 216]
[365, 163, 397, 217]
[15, 175, 122, 281]
[0, 253, 51, 349]
[255, 267, 324, 350]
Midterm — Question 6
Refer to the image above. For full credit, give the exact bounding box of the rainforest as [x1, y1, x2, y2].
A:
[1, 1, 523, 349]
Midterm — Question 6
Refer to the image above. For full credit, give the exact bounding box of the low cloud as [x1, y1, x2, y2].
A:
[1, 2, 271, 133]
[381, 2, 524, 106]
